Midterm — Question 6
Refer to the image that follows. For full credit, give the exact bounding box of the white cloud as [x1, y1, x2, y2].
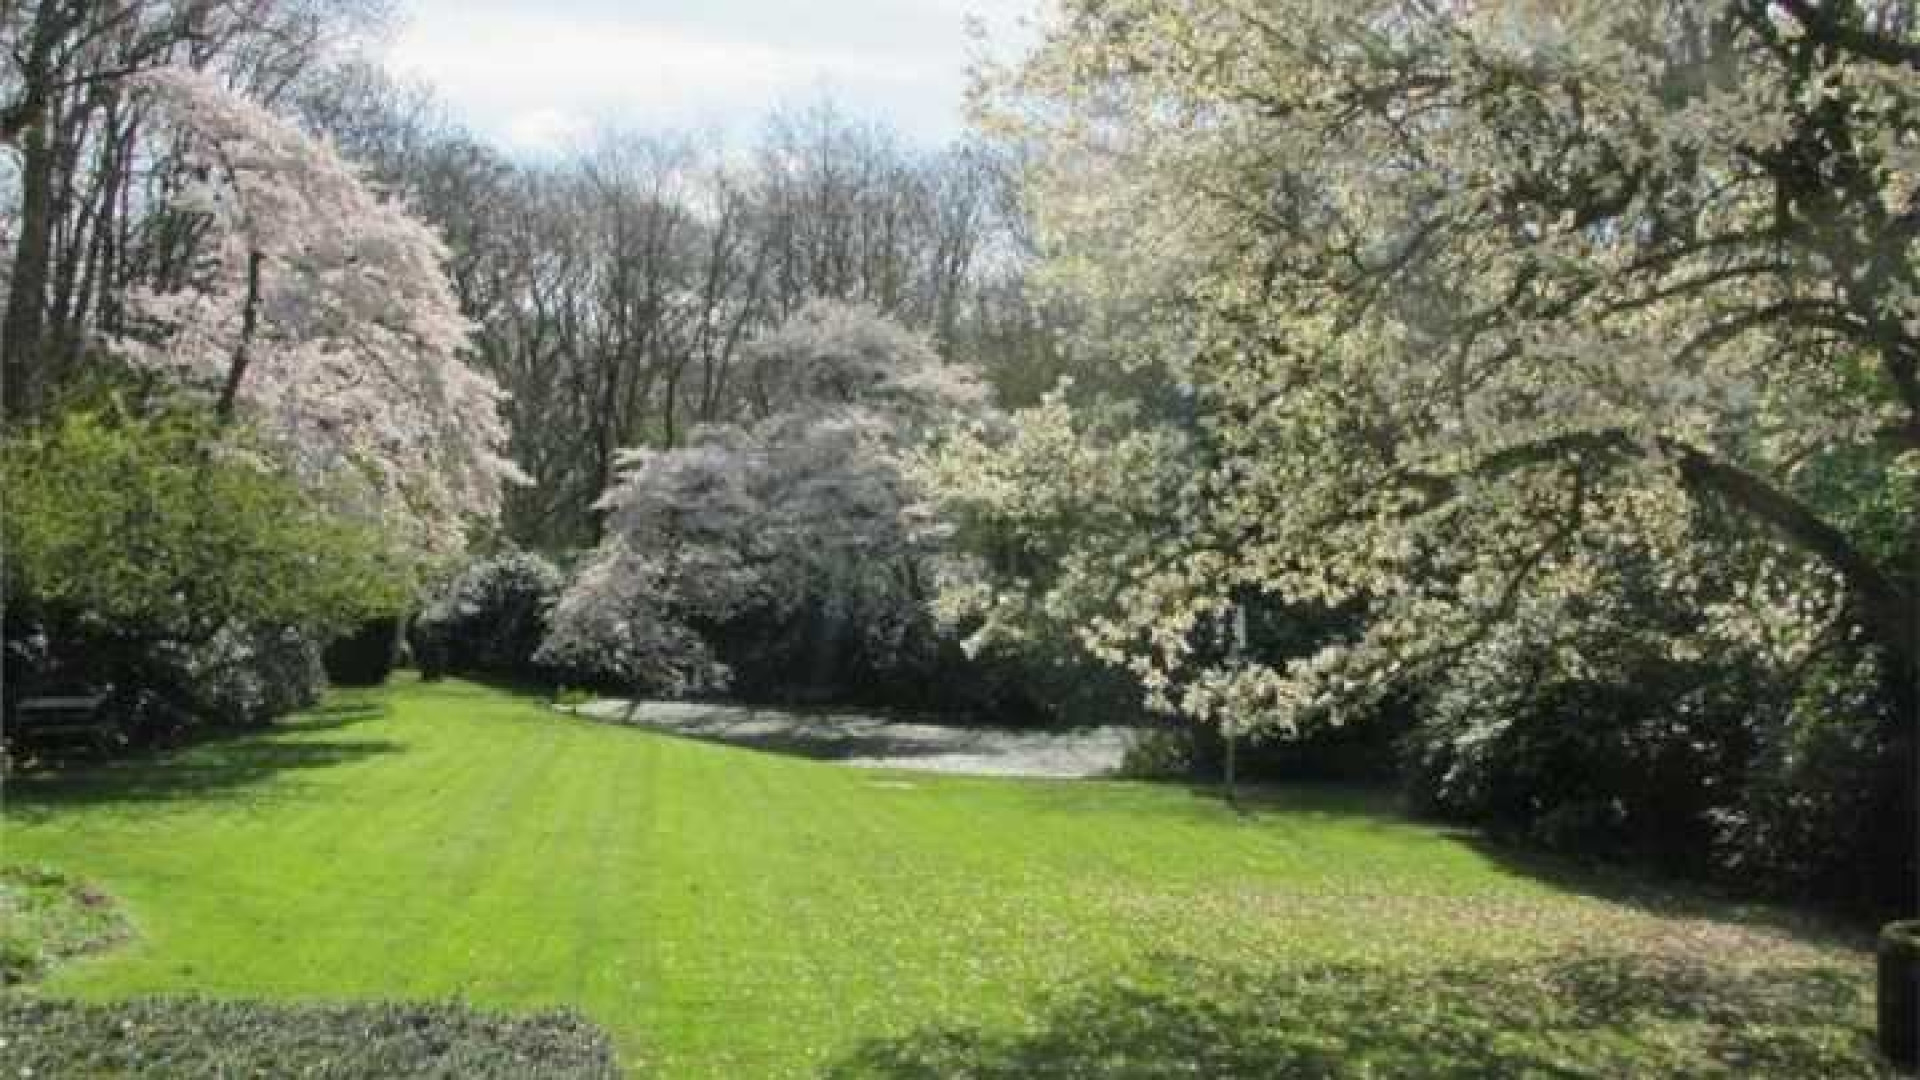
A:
[497, 107, 592, 154]
[384, 6, 1000, 151]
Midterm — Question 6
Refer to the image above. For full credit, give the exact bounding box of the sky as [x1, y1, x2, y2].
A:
[381, 0, 1042, 155]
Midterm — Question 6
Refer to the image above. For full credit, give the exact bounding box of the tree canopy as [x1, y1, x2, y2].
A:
[541, 301, 984, 693]
[122, 66, 522, 558]
[936, 0, 1919, 732]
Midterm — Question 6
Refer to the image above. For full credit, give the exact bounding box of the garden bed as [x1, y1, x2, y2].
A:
[0, 996, 620, 1079]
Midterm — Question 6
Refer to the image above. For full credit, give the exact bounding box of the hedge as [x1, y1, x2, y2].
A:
[323, 616, 403, 687]
[0, 996, 621, 1078]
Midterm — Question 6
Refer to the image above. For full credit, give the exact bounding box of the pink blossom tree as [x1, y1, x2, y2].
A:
[120, 66, 522, 558]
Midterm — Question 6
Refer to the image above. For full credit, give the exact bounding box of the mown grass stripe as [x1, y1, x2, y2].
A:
[2, 678, 1880, 1078]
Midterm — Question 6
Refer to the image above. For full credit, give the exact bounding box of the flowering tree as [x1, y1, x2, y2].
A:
[915, 385, 1193, 676]
[119, 66, 521, 557]
[542, 301, 984, 693]
[947, 0, 1919, 732]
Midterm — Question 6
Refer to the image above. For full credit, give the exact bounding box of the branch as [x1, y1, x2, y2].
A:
[1669, 444, 1913, 668]
[1409, 426, 1915, 672]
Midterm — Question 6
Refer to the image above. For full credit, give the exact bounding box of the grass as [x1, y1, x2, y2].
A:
[0, 677, 1887, 1077]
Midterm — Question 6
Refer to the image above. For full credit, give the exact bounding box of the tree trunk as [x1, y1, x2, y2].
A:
[217, 251, 266, 420]
[4, 122, 57, 420]
[0, 0, 73, 421]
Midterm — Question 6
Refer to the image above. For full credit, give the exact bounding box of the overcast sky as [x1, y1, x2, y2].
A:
[382, 0, 1041, 154]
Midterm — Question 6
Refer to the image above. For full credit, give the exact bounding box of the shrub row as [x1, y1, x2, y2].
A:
[404, 552, 1077, 722]
[0, 996, 621, 1079]
[1400, 634, 1912, 917]
[323, 616, 404, 687]
[4, 618, 329, 761]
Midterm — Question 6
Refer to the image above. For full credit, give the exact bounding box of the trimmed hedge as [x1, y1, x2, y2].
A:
[323, 616, 402, 687]
[0, 996, 620, 1078]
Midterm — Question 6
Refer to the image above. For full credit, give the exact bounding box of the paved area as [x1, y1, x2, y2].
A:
[572, 700, 1136, 779]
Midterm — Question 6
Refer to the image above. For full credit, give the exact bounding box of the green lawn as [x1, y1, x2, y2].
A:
[1, 678, 1886, 1077]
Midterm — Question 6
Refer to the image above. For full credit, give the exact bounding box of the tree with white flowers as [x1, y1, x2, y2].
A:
[936, 0, 1918, 733]
[542, 301, 985, 692]
[120, 66, 522, 558]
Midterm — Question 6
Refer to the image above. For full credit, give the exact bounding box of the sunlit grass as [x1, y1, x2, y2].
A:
[1, 677, 1884, 1077]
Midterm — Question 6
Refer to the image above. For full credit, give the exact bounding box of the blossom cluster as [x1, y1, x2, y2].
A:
[120, 67, 524, 559]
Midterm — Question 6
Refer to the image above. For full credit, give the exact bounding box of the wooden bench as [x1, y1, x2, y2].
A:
[10, 694, 117, 751]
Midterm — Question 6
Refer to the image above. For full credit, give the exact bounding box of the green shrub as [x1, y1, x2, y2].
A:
[324, 616, 404, 687]
[1116, 724, 1196, 779]
[1708, 649, 1906, 913]
[3, 408, 410, 641]
[166, 623, 328, 727]
[1400, 613, 1911, 914]
[3, 408, 409, 732]
[1403, 652, 1762, 863]
[413, 551, 564, 683]
[2, 619, 327, 753]
[0, 997, 620, 1078]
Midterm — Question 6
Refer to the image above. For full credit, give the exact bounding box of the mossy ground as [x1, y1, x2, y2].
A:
[0, 863, 128, 985]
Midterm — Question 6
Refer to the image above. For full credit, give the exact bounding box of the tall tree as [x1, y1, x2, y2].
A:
[956, 0, 1920, 729]
[1, 0, 386, 419]
[542, 302, 985, 694]
[119, 66, 520, 557]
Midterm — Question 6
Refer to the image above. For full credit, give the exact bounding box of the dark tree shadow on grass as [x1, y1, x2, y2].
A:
[4, 705, 400, 821]
[1453, 834, 1881, 949]
[827, 950, 1883, 1079]
[1174, 782, 1877, 946]
[273, 701, 389, 731]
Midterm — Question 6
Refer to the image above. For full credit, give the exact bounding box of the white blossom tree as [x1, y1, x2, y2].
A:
[942, 0, 1919, 732]
[542, 301, 984, 693]
[119, 66, 522, 557]
[914, 384, 1195, 682]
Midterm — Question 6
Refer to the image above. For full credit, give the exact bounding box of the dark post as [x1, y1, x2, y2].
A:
[1222, 601, 1246, 811]
[1882, 921, 1919, 1070]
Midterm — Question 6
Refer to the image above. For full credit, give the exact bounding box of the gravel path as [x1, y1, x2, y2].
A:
[572, 700, 1135, 779]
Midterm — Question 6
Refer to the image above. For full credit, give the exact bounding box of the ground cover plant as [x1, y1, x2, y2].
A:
[0, 864, 129, 984]
[1, 679, 1885, 1077]
[0, 996, 619, 1078]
